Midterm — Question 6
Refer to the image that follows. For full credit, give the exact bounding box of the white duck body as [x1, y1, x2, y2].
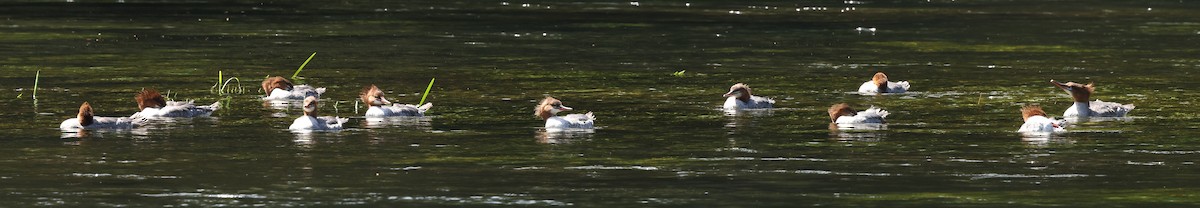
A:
[134, 101, 220, 118]
[366, 104, 432, 117]
[834, 107, 888, 125]
[360, 84, 433, 117]
[1017, 115, 1067, 133]
[60, 102, 145, 131]
[546, 112, 596, 129]
[265, 85, 326, 100]
[857, 72, 910, 94]
[856, 81, 910, 94]
[536, 97, 595, 130]
[722, 83, 774, 110]
[261, 76, 325, 100]
[1062, 100, 1135, 118]
[289, 96, 348, 131]
[289, 115, 348, 131]
[723, 96, 774, 110]
[1051, 80, 1134, 118]
[60, 116, 141, 131]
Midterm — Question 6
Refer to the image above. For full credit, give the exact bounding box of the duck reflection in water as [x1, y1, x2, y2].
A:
[536, 129, 594, 144]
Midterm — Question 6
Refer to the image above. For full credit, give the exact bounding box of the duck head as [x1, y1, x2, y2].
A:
[872, 72, 889, 93]
[359, 84, 391, 106]
[135, 88, 167, 110]
[78, 102, 95, 126]
[302, 96, 319, 116]
[723, 83, 753, 102]
[1050, 80, 1093, 102]
[261, 76, 294, 95]
[827, 103, 856, 122]
[1020, 105, 1047, 121]
[535, 97, 573, 120]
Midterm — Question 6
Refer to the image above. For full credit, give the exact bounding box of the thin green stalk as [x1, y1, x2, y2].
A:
[419, 78, 435, 105]
[33, 70, 39, 99]
[291, 52, 317, 80]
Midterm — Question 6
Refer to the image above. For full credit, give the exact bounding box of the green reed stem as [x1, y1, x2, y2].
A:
[419, 78, 435, 105]
[32, 70, 40, 99]
[291, 52, 317, 80]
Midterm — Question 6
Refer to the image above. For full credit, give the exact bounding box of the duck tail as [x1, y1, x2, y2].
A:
[418, 102, 433, 111]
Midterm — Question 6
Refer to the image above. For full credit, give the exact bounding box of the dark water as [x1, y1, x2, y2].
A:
[2, 0, 1200, 206]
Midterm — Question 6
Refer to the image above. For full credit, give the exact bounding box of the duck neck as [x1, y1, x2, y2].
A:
[1072, 101, 1090, 116]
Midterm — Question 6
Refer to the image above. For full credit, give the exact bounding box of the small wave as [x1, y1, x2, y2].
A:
[955, 173, 1097, 180]
[565, 165, 659, 171]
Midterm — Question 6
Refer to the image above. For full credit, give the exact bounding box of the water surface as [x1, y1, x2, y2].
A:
[2, 0, 1200, 206]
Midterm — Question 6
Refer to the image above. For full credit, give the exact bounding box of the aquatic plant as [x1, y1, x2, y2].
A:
[291, 52, 317, 80]
[673, 70, 686, 77]
[420, 78, 435, 105]
[32, 70, 39, 99]
[210, 71, 245, 95]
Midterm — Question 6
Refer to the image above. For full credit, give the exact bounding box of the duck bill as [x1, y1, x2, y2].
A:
[1049, 80, 1070, 92]
[557, 106, 573, 111]
[722, 91, 737, 97]
[379, 97, 392, 105]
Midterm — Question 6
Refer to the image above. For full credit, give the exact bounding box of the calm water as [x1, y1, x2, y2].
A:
[2, 0, 1200, 206]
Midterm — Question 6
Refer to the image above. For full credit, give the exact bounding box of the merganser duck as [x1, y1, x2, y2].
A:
[262, 76, 326, 100]
[1017, 105, 1067, 133]
[857, 72, 910, 94]
[131, 88, 220, 118]
[289, 96, 348, 131]
[535, 97, 595, 129]
[722, 83, 774, 110]
[1050, 80, 1135, 118]
[828, 103, 888, 126]
[360, 84, 433, 117]
[60, 102, 146, 131]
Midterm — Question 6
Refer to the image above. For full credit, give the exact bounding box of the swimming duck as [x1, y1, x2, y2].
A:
[60, 102, 146, 131]
[131, 88, 219, 118]
[535, 97, 595, 129]
[828, 103, 888, 125]
[1017, 105, 1067, 133]
[289, 96, 348, 131]
[262, 76, 326, 100]
[1050, 80, 1135, 118]
[360, 84, 433, 117]
[857, 72, 910, 94]
[722, 83, 774, 110]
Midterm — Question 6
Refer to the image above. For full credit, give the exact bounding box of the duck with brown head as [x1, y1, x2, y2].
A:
[828, 103, 888, 129]
[262, 76, 326, 100]
[722, 83, 775, 110]
[857, 71, 910, 94]
[360, 84, 433, 117]
[535, 96, 595, 129]
[60, 102, 146, 131]
[1050, 80, 1135, 118]
[1017, 104, 1067, 133]
[131, 88, 220, 118]
[289, 96, 349, 131]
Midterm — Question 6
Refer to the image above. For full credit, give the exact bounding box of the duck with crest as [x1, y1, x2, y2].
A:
[1050, 80, 1135, 118]
[360, 84, 433, 117]
[261, 76, 326, 100]
[1017, 105, 1067, 133]
[857, 71, 910, 94]
[289, 96, 349, 131]
[722, 83, 774, 110]
[60, 102, 146, 131]
[131, 88, 220, 118]
[535, 97, 595, 129]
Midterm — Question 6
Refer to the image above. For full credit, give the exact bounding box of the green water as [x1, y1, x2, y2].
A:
[3, 0, 1200, 206]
